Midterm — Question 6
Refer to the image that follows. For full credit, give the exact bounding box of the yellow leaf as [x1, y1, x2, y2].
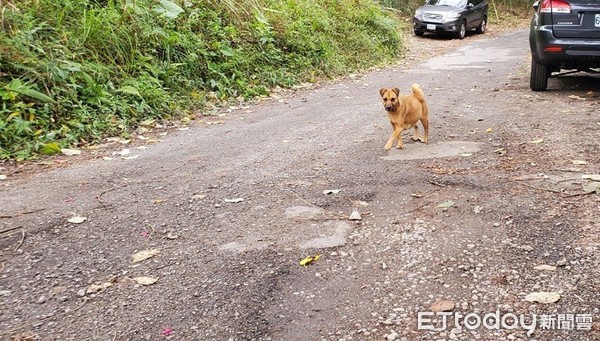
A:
[132, 276, 158, 286]
[299, 255, 321, 266]
[485, 128, 493, 133]
[132, 249, 160, 263]
[530, 138, 544, 144]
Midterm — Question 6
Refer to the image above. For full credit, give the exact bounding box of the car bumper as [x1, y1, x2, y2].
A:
[530, 26, 600, 66]
[414, 18, 462, 33]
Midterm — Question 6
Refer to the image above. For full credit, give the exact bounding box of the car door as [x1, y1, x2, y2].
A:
[466, 0, 485, 28]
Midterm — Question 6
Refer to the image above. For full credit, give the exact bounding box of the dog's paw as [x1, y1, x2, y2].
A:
[395, 144, 404, 149]
[411, 136, 421, 141]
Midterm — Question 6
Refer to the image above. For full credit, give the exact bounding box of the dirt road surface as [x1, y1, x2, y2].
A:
[1, 29, 600, 341]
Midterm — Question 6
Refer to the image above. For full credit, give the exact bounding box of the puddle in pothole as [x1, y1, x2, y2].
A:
[381, 141, 483, 161]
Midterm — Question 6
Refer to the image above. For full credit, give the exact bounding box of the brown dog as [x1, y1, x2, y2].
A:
[379, 84, 429, 150]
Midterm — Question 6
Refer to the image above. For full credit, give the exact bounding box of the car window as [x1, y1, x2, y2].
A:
[426, 0, 468, 7]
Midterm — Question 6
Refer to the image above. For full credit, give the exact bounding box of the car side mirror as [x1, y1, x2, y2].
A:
[532, 0, 539, 10]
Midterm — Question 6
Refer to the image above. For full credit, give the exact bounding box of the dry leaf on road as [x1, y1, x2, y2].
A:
[132, 276, 158, 286]
[430, 300, 455, 312]
[132, 249, 160, 263]
[524, 292, 560, 304]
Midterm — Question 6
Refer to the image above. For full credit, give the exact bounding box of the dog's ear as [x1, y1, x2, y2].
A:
[379, 88, 386, 97]
[392, 87, 400, 96]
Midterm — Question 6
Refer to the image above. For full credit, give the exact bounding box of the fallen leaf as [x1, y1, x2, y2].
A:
[224, 198, 243, 203]
[191, 194, 207, 200]
[430, 300, 455, 312]
[436, 200, 455, 209]
[103, 157, 113, 161]
[68, 216, 87, 224]
[132, 276, 158, 286]
[121, 155, 140, 160]
[410, 193, 424, 198]
[166, 231, 178, 240]
[348, 210, 362, 221]
[524, 292, 560, 304]
[152, 199, 166, 204]
[132, 249, 160, 263]
[61, 148, 82, 156]
[494, 148, 506, 155]
[582, 182, 600, 193]
[116, 148, 130, 156]
[485, 128, 493, 133]
[323, 189, 340, 195]
[572, 160, 588, 165]
[0, 175, 6, 180]
[530, 138, 544, 144]
[568, 95, 586, 101]
[534, 264, 557, 271]
[300, 255, 321, 266]
[178, 127, 189, 131]
[582, 174, 600, 181]
[140, 118, 155, 126]
[460, 153, 472, 157]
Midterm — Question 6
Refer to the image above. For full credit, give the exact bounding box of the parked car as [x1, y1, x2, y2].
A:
[413, 0, 488, 39]
[529, 0, 600, 91]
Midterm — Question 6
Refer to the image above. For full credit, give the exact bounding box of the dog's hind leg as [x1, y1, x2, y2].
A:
[412, 125, 421, 141]
[420, 117, 429, 143]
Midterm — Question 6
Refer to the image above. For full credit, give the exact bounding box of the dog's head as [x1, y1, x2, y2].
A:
[379, 87, 401, 112]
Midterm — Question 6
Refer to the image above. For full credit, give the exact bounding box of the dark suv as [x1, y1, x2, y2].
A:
[413, 0, 488, 39]
[529, 0, 600, 91]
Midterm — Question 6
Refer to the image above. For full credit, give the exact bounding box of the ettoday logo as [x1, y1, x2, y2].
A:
[417, 311, 593, 336]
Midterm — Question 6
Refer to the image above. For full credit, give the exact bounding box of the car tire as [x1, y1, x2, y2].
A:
[530, 58, 549, 91]
[476, 16, 486, 34]
[414, 29, 424, 36]
[456, 20, 466, 39]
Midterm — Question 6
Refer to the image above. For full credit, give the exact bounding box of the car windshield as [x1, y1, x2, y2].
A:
[425, 0, 467, 7]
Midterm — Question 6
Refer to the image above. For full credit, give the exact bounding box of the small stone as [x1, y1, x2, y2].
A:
[37, 295, 47, 304]
[534, 264, 557, 271]
[315, 273, 322, 277]
[58, 296, 69, 303]
[349, 210, 362, 221]
[386, 330, 399, 341]
[77, 289, 86, 297]
[0, 290, 12, 297]
[556, 258, 568, 267]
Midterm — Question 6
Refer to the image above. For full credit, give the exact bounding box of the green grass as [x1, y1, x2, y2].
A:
[0, 0, 404, 160]
[1, 0, 530, 161]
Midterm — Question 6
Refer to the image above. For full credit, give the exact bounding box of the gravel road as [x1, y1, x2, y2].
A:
[1, 29, 599, 341]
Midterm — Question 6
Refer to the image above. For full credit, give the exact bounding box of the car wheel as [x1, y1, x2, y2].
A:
[456, 20, 466, 39]
[530, 58, 549, 91]
[476, 16, 486, 34]
[414, 29, 424, 36]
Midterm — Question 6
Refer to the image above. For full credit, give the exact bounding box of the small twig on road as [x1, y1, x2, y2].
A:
[97, 186, 124, 206]
[563, 191, 596, 198]
[0, 225, 23, 236]
[15, 228, 25, 251]
[0, 208, 45, 219]
[428, 180, 447, 187]
[511, 181, 564, 194]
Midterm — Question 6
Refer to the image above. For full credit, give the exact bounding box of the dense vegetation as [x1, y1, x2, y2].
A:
[0, 0, 529, 160]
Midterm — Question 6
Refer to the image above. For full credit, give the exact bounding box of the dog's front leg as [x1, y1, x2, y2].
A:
[395, 128, 404, 149]
[384, 123, 398, 150]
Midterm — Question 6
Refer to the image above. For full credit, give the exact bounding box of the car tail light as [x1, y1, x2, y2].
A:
[540, 0, 572, 13]
[544, 46, 564, 53]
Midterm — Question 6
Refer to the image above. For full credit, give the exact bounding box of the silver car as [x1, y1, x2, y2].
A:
[413, 0, 489, 39]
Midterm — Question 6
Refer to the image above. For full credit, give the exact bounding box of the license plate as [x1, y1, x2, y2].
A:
[596, 13, 600, 27]
[427, 24, 436, 30]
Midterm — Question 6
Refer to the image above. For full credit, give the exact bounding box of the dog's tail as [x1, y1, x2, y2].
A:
[411, 84, 426, 103]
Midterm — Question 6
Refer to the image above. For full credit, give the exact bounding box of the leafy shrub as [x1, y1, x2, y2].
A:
[0, 0, 404, 160]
